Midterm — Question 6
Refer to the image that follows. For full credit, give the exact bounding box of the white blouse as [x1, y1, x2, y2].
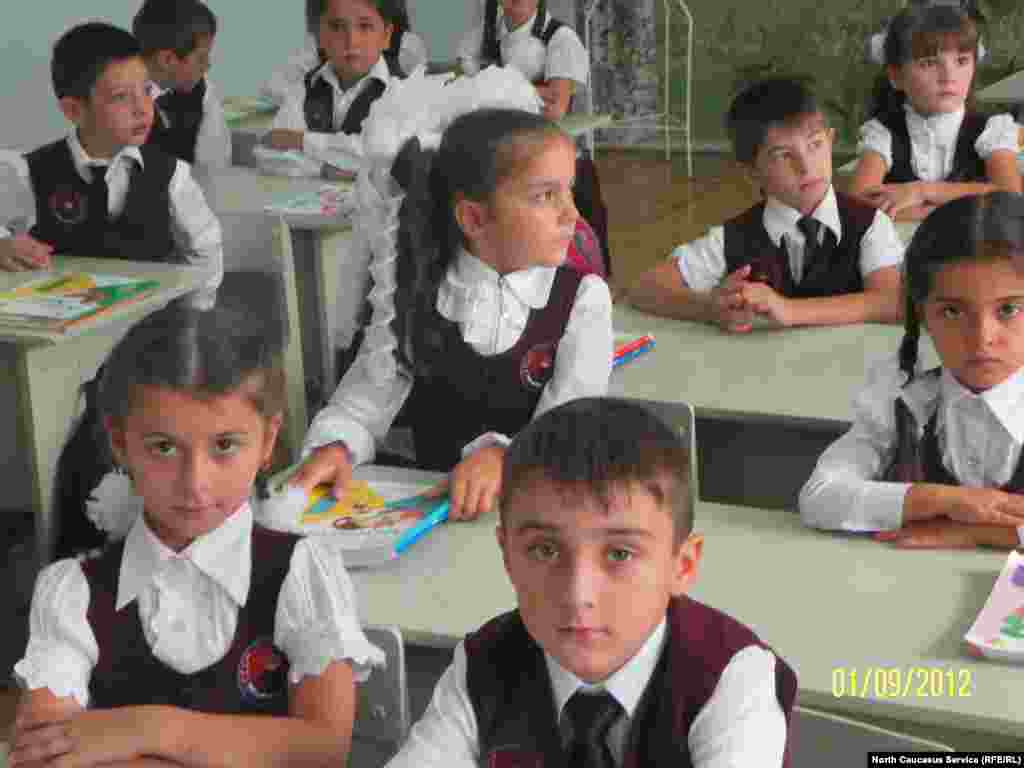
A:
[302, 248, 613, 466]
[456, 10, 588, 85]
[858, 104, 1019, 181]
[800, 355, 1024, 544]
[13, 502, 385, 707]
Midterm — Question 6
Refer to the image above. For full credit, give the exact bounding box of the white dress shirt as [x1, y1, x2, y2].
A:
[13, 502, 385, 708]
[674, 185, 904, 292]
[385, 618, 786, 768]
[260, 32, 429, 107]
[269, 55, 395, 169]
[858, 104, 1019, 181]
[0, 131, 223, 308]
[302, 248, 613, 465]
[456, 10, 589, 85]
[800, 356, 1024, 545]
[152, 77, 232, 173]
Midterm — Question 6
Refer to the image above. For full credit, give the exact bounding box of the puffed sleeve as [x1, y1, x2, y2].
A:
[544, 25, 588, 85]
[13, 559, 98, 707]
[274, 536, 386, 685]
[857, 118, 893, 171]
[974, 113, 1020, 159]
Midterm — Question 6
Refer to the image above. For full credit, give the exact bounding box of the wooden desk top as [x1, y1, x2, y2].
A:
[343, 466, 1022, 741]
[609, 304, 938, 426]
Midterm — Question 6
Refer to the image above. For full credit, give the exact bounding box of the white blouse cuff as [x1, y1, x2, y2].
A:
[857, 119, 893, 171]
[278, 617, 386, 685]
[462, 432, 512, 458]
[854, 480, 911, 531]
[974, 114, 1020, 159]
[13, 650, 91, 708]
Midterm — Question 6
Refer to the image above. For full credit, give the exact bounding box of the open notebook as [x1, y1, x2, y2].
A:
[965, 549, 1024, 663]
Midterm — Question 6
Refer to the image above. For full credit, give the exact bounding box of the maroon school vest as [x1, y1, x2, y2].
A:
[723, 193, 874, 299]
[406, 266, 585, 472]
[81, 524, 299, 714]
[876, 108, 988, 184]
[303, 62, 396, 135]
[147, 77, 207, 165]
[465, 596, 798, 768]
[25, 139, 176, 260]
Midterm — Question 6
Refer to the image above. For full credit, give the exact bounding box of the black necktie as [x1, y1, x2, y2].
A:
[564, 690, 622, 768]
[88, 164, 109, 226]
[795, 216, 824, 284]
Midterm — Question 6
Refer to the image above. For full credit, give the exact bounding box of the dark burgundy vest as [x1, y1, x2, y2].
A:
[465, 597, 798, 768]
[405, 266, 585, 472]
[877, 108, 988, 184]
[486, 17, 565, 70]
[723, 193, 874, 298]
[884, 373, 1024, 488]
[81, 524, 300, 714]
[25, 139, 176, 260]
[303, 60, 397, 135]
[147, 78, 207, 165]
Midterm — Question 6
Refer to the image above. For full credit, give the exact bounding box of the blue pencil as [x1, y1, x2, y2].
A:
[613, 340, 655, 369]
[394, 499, 451, 554]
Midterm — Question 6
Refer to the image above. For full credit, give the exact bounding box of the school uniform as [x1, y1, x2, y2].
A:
[858, 104, 1018, 184]
[13, 501, 384, 709]
[303, 248, 613, 471]
[269, 55, 397, 172]
[384, 596, 795, 768]
[674, 185, 903, 298]
[148, 77, 232, 172]
[0, 130, 223, 308]
[260, 31, 428, 107]
[799, 356, 1024, 545]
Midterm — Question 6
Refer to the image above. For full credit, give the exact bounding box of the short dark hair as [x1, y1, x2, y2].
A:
[306, 0, 407, 35]
[52, 22, 142, 100]
[500, 397, 694, 545]
[726, 78, 824, 165]
[133, 0, 218, 58]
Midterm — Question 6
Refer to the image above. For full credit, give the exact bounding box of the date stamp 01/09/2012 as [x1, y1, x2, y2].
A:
[831, 665, 974, 699]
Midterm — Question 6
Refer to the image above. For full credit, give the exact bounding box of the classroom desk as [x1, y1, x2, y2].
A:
[977, 70, 1024, 104]
[344, 466, 1023, 750]
[609, 304, 938, 509]
[201, 165, 361, 397]
[0, 257, 212, 566]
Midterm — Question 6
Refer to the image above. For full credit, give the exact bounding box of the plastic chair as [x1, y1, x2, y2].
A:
[350, 625, 410, 767]
[215, 212, 306, 463]
[790, 706, 953, 767]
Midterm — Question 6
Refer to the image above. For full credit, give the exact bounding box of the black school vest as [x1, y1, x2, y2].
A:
[25, 140, 176, 261]
[81, 525, 299, 714]
[722, 193, 875, 298]
[484, 16, 565, 76]
[465, 597, 798, 768]
[877, 108, 988, 184]
[405, 266, 584, 472]
[302, 59, 398, 134]
[147, 78, 207, 164]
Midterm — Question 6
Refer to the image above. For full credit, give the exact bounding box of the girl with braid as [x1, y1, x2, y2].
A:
[800, 192, 1024, 549]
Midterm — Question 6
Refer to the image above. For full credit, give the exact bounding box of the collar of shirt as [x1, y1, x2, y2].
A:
[116, 501, 254, 611]
[66, 130, 144, 184]
[545, 619, 667, 724]
[311, 54, 390, 96]
[500, 10, 547, 39]
[936, 365, 1024, 444]
[903, 102, 965, 147]
[763, 184, 842, 248]
[151, 78, 210, 104]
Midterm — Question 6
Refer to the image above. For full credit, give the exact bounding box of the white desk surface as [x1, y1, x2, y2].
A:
[346, 467, 1023, 742]
[977, 70, 1024, 103]
[609, 304, 937, 426]
[0, 257, 211, 345]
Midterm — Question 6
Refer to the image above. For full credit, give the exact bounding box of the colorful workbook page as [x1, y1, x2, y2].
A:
[263, 184, 355, 224]
[222, 95, 278, 124]
[0, 272, 159, 332]
[964, 550, 1024, 663]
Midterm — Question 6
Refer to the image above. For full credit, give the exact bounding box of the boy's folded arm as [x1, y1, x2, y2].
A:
[782, 265, 902, 327]
[626, 260, 717, 323]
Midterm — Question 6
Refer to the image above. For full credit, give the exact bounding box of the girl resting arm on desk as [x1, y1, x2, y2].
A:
[800, 192, 1024, 550]
[9, 304, 383, 768]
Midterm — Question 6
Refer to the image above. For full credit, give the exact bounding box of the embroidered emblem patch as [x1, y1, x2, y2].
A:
[49, 185, 88, 226]
[486, 747, 544, 768]
[237, 638, 287, 701]
[520, 341, 558, 390]
[305, 101, 331, 131]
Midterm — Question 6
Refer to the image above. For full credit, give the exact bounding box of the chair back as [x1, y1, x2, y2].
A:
[353, 625, 410, 760]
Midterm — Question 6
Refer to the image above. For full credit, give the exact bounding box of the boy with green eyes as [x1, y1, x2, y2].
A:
[385, 397, 797, 768]
[626, 77, 904, 332]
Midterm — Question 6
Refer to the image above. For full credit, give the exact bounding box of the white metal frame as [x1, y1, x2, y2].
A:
[582, 0, 693, 175]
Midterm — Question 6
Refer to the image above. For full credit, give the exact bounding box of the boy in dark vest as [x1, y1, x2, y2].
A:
[0, 22, 222, 308]
[385, 397, 797, 768]
[133, 0, 231, 174]
[626, 78, 904, 332]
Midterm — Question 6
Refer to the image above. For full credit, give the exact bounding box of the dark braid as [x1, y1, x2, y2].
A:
[482, 0, 501, 64]
[531, 0, 548, 37]
[898, 290, 921, 385]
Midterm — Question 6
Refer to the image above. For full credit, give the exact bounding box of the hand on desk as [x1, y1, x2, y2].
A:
[290, 442, 353, 499]
[429, 445, 505, 521]
[740, 280, 794, 328]
[709, 265, 756, 333]
[264, 129, 305, 152]
[875, 520, 1019, 549]
[0, 233, 53, 271]
[858, 182, 933, 218]
[11, 704, 159, 768]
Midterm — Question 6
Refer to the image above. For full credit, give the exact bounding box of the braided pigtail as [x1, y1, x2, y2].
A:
[482, 0, 501, 64]
[531, 0, 548, 37]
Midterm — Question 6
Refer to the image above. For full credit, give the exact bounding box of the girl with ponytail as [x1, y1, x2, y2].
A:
[801, 192, 1024, 549]
[290, 106, 613, 522]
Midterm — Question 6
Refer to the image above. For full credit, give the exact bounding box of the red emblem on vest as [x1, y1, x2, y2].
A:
[237, 638, 287, 701]
[49, 184, 88, 226]
[486, 748, 544, 768]
[520, 341, 558, 390]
